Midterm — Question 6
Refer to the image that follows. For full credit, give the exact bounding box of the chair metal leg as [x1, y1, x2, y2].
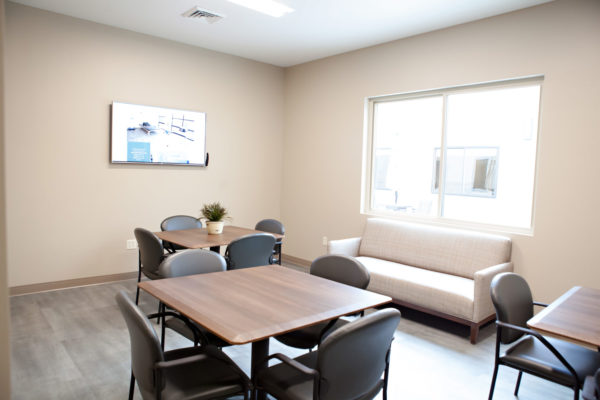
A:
[276, 243, 282, 265]
[573, 386, 580, 400]
[129, 371, 135, 400]
[135, 251, 142, 305]
[488, 363, 499, 400]
[383, 349, 391, 400]
[514, 370, 523, 396]
[160, 303, 166, 350]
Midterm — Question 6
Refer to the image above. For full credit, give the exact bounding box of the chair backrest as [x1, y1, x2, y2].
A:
[225, 233, 276, 270]
[316, 308, 401, 400]
[490, 272, 534, 344]
[160, 215, 203, 231]
[159, 249, 226, 278]
[134, 228, 165, 277]
[116, 291, 164, 397]
[359, 218, 511, 279]
[310, 255, 370, 289]
[255, 219, 285, 237]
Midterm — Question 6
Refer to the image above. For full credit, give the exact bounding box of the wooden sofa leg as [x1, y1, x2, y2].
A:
[470, 324, 479, 344]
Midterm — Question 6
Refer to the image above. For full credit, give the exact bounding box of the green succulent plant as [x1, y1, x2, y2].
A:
[201, 202, 229, 222]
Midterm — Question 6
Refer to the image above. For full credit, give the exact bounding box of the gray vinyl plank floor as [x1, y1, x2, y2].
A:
[10, 266, 574, 400]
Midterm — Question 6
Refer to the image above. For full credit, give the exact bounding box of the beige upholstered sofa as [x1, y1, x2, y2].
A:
[327, 218, 512, 343]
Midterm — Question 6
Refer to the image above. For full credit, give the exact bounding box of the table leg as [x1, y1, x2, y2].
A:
[209, 246, 220, 253]
[251, 338, 269, 400]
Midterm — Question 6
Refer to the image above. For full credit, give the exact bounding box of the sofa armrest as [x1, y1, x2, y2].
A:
[473, 262, 513, 322]
[327, 237, 361, 257]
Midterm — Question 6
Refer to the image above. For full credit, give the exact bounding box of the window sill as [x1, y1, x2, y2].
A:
[360, 210, 534, 237]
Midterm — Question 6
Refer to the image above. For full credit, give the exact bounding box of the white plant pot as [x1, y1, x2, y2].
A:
[206, 221, 224, 235]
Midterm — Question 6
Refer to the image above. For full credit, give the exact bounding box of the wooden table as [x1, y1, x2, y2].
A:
[155, 225, 284, 252]
[527, 286, 600, 348]
[139, 265, 391, 399]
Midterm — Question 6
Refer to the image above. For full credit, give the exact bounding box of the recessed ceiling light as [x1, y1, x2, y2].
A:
[227, 0, 294, 18]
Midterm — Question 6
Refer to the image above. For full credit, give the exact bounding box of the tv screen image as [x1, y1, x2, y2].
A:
[111, 102, 207, 166]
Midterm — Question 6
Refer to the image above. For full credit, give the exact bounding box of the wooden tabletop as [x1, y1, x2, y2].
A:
[154, 225, 284, 250]
[138, 265, 391, 344]
[527, 286, 600, 348]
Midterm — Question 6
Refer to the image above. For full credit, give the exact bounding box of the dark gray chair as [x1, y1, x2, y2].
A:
[255, 219, 285, 265]
[224, 233, 276, 270]
[160, 215, 202, 252]
[274, 255, 371, 350]
[116, 291, 250, 400]
[488, 273, 600, 400]
[254, 308, 400, 400]
[157, 249, 230, 349]
[134, 227, 169, 305]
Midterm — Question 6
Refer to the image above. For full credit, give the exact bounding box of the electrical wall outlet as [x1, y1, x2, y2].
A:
[322, 236, 328, 246]
[126, 239, 138, 250]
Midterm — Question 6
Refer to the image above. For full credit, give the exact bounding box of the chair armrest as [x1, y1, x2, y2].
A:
[473, 262, 513, 322]
[156, 353, 210, 370]
[495, 321, 579, 382]
[253, 353, 320, 400]
[267, 353, 319, 377]
[327, 237, 361, 257]
[156, 346, 250, 385]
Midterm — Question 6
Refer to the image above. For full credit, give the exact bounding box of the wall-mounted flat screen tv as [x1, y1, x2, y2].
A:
[111, 102, 207, 166]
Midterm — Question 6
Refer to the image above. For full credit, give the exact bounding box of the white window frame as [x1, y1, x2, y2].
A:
[361, 75, 543, 235]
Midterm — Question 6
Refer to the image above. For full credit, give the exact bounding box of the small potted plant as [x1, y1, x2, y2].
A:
[201, 202, 229, 235]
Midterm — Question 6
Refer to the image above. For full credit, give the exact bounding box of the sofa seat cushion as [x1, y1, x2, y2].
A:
[357, 256, 474, 321]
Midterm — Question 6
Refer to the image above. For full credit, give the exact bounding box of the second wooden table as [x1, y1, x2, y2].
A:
[155, 225, 284, 252]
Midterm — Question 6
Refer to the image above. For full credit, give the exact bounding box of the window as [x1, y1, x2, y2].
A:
[364, 77, 542, 231]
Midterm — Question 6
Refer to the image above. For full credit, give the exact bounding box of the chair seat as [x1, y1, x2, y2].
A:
[153, 347, 246, 400]
[275, 319, 348, 349]
[502, 335, 600, 387]
[257, 352, 316, 400]
[165, 317, 230, 348]
[257, 351, 383, 400]
[357, 256, 475, 320]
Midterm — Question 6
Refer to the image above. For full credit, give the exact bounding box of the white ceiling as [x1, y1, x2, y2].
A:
[10, 0, 554, 67]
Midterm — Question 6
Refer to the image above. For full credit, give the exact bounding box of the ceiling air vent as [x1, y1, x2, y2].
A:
[181, 6, 225, 23]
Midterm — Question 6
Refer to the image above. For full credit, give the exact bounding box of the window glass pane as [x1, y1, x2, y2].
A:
[371, 96, 443, 216]
[442, 85, 540, 228]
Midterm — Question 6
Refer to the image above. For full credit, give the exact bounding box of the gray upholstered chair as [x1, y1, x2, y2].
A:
[160, 215, 202, 252]
[116, 291, 250, 400]
[582, 369, 600, 400]
[488, 273, 600, 400]
[254, 308, 400, 400]
[255, 219, 285, 265]
[274, 255, 370, 350]
[134, 227, 169, 305]
[224, 233, 276, 270]
[157, 249, 230, 348]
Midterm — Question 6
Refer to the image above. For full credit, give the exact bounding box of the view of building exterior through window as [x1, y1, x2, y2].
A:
[367, 79, 541, 230]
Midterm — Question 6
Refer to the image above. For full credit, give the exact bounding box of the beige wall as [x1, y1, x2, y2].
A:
[5, 0, 600, 304]
[5, 3, 284, 287]
[1, 0, 11, 396]
[281, 0, 600, 302]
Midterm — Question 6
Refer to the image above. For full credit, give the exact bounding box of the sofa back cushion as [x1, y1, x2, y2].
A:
[358, 218, 511, 279]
